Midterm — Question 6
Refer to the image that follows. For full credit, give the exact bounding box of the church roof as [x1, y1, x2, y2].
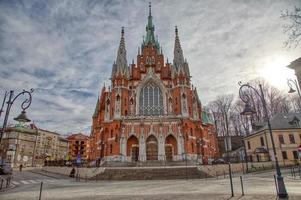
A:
[247, 113, 301, 137]
[202, 111, 213, 124]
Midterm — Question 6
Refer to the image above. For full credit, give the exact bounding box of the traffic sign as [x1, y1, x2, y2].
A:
[76, 154, 81, 164]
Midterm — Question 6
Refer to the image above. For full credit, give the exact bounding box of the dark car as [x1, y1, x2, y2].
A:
[212, 158, 226, 165]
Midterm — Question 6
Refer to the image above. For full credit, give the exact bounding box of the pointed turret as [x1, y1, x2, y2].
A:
[93, 97, 100, 118]
[112, 27, 130, 79]
[142, 2, 160, 51]
[173, 26, 190, 77]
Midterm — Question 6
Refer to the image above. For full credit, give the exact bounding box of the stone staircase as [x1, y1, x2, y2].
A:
[101, 160, 197, 167]
[92, 166, 211, 180]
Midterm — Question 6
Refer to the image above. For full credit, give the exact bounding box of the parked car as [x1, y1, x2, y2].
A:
[212, 158, 226, 165]
[0, 163, 13, 175]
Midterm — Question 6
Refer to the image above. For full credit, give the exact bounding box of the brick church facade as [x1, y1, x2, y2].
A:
[89, 4, 218, 164]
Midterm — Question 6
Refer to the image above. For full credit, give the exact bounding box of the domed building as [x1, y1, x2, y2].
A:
[89, 3, 218, 164]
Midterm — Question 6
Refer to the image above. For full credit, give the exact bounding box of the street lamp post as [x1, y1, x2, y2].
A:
[238, 82, 288, 198]
[0, 89, 34, 165]
[287, 79, 301, 101]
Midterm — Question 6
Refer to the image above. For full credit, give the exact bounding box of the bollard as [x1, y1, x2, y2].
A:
[292, 167, 296, 179]
[39, 182, 43, 200]
[273, 174, 279, 196]
[216, 171, 218, 180]
[240, 176, 244, 196]
[0, 179, 3, 190]
[228, 163, 234, 197]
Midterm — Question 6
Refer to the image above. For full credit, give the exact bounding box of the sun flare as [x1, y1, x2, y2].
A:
[258, 56, 296, 90]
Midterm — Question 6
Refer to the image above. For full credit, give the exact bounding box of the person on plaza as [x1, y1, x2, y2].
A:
[69, 167, 75, 178]
[19, 164, 23, 172]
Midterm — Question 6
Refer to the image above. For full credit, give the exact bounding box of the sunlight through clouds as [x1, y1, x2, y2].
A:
[258, 56, 296, 90]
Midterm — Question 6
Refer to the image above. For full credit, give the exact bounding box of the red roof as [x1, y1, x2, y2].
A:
[67, 133, 89, 140]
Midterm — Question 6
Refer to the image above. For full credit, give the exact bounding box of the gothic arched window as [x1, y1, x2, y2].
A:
[139, 82, 163, 116]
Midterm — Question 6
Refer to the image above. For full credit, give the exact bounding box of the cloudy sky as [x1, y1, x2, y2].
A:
[0, 0, 300, 135]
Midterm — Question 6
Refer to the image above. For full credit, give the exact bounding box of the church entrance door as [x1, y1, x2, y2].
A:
[165, 145, 173, 161]
[127, 136, 139, 162]
[132, 146, 139, 162]
[165, 135, 177, 161]
[146, 135, 158, 160]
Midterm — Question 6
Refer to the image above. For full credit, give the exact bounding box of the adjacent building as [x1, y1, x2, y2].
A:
[89, 4, 219, 164]
[30, 124, 69, 166]
[67, 133, 90, 161]
[1, 123, 69, 167]
[244, 113, 301, 164]
[2, 124, 38, 167]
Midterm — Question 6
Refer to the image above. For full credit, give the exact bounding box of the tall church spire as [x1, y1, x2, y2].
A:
[173, 26, 190, 77]
[112, 27, 129, 79]
[142, 2, 160, 51]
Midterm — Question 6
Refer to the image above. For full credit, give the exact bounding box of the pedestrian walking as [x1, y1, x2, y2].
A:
[19, 164, 23, 172]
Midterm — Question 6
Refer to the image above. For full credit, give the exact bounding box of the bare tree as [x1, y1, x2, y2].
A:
[207, 94, 234, 136]
[240, 78, 291, 122]
[281, 6, 301, 48]
[288, 95, 301, 112]
[206, 78, 293, 137]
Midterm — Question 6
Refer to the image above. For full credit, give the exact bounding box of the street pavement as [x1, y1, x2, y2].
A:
[0, 168, 300, 200]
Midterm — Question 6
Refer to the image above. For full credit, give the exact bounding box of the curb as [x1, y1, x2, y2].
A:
[30, 170, 70, 179]
[0, 184, 16, 193]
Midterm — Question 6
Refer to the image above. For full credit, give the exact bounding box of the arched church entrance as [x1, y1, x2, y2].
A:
[127, 136, 139, 162]
[165, 135, 177, 161]
[146, 135, 158, 160]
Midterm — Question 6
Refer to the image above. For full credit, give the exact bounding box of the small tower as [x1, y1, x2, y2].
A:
[111, 27, 130, 83]
[172, 26, 190, 81]
[142, 2, 160, 52]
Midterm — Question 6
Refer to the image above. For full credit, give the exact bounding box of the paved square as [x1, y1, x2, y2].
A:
[0, 169, 300, 200]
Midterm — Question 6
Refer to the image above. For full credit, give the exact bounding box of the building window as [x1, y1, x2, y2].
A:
[278, 135, 284, 144]
[247, 141, 251, 149]
[139, 82, 163, 116]
[289, 134, 295, 144]
[191, 143, 194, 153]
[282, 151, 288, 160]
[293, 151, 298, 159]
[260, 137, 264, 146]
